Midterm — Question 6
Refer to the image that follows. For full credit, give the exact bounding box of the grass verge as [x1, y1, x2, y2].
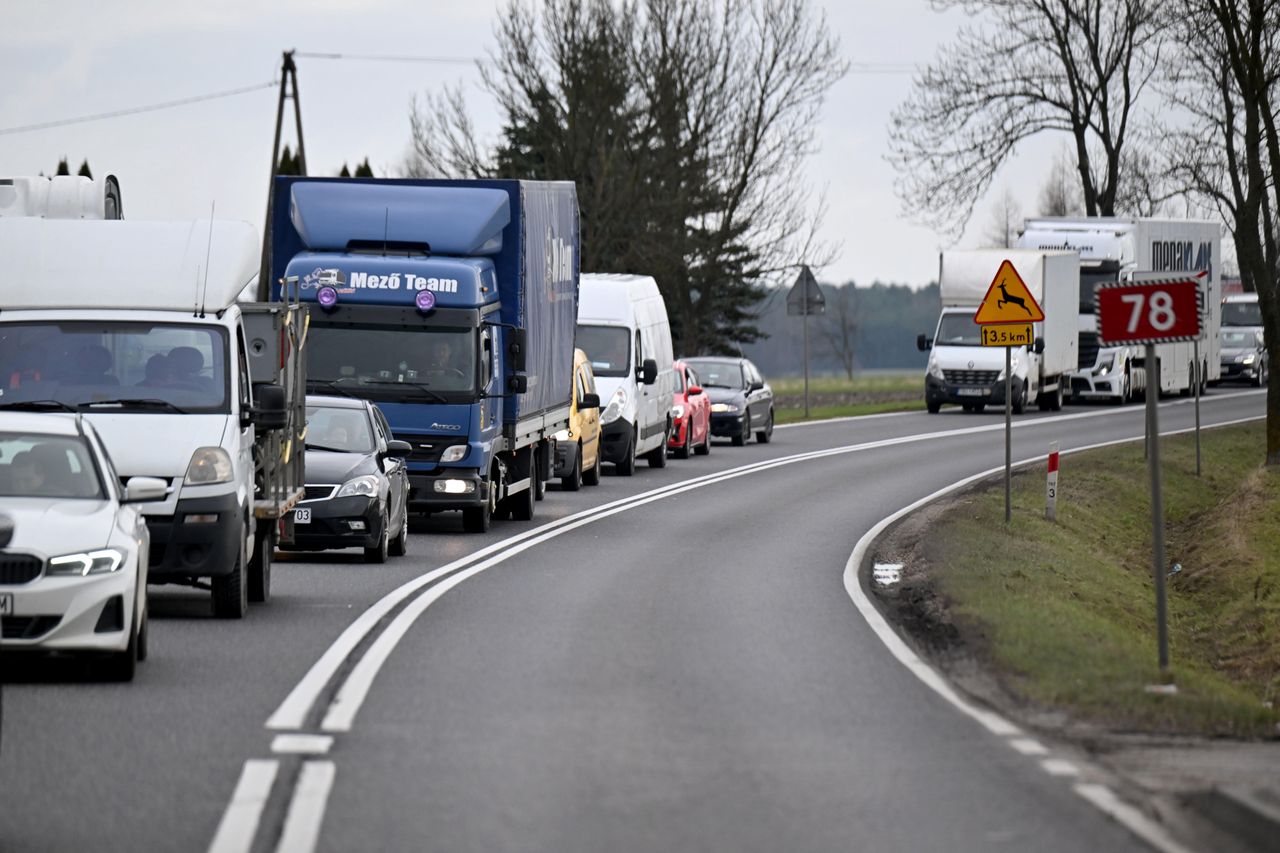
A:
[772, 371, 922, 423]
[909, 420, 1279, 737]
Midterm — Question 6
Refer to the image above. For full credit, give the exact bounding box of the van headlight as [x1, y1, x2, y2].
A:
[601, 387, 628, 424]
[337, 475, 380, 498]
[927, 359, 944, 380]
[184, 447, 233, 485]
[48, 548, 124, 576]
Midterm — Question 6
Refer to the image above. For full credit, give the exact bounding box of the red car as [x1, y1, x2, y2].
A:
[668, 359, 711, 458]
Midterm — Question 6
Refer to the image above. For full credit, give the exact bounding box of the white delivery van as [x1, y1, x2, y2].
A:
[0, 191, 306, 619]
[575, 274, 675, 474]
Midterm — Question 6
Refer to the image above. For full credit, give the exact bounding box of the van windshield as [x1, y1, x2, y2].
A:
[935, 313, 983, 346]
[577, 325, 630, 377]
[0, 322, 229, 413]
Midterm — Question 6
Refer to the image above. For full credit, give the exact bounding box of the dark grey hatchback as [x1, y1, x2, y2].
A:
[681, 357, 774, 445]
[283, 395, 412, 563]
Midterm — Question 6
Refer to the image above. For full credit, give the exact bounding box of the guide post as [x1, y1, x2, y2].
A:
[787, 266, 825, 419]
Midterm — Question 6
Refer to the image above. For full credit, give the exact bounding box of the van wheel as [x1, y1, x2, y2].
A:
[562, 445, 583, 491]
[1012, 382, 1026, 415]
[462, 472, 495, 533]
[211, 534, 248, 619]
[582, 450, 601, 485]
[756, 410, 774, 443]
[248, 521, 273, 603]
[616, 430, 637, 476]
[647, 425, 669, 468]
[927, 400, 941, 414]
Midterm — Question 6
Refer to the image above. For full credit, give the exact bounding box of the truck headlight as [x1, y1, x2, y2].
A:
[337, 475, 379, 498]
[1097, 356, 1115, 377]
[184, 447, 233, 485]
[439, 444, 468, 463]
[601, 387, 628, 424]
[48, 548, 124, 576]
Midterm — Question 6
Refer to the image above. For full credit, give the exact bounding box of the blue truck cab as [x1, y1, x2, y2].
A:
[270, 178, 579, 532]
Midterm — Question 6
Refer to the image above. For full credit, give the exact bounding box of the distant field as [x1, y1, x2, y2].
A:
[769, 371, 921, 423]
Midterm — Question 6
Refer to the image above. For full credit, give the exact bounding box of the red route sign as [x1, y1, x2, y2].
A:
[1097, 279, 1202, 346]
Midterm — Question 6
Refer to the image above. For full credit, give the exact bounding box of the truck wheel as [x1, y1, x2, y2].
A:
[212, 534, 248, 619]
[756, 410, 774, 444]
[562, 445, 583, 491]
[510, 481, 535, 521]
[617, 431, 637, 476]
[389, 503, 409, 557]
[365, 508, 390, 563]
[534, 446, 547, 501]
[926, 400, 941, 414]
[463, 472, 496, 533]
[582, 450, 601, 486]
[248, 520, 273, 604]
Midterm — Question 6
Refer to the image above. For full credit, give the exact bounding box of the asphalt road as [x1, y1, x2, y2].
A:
[0, 388, 1267, 852]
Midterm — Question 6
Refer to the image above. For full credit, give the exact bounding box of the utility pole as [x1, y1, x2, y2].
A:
[259, 50, 307, 300]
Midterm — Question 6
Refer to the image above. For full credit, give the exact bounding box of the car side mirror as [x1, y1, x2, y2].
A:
[579, 392, 600, 409]
[640, 358, 658, 385]
[917, 334, 932, 352]
[749, 381, 764, 392]
[688, 385, 703, 396]
[123, 476, 168, 503]
[508, 373, 529, 394]
[383, 440, 412, 459]
[250, 383, 288, 431]
[0, 513, 13, 549]
[1033, 337, 1046, 354]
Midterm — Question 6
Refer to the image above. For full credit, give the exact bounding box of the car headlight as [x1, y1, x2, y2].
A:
[439, 444, 468, 463]
[184, 447, 233, 485]
[1242, 353, 1256, 365]
[672, 403, 686, 420]
[336, 474, 379, 498]
[48, 548, 124, 576]
[601, 387, 628, 424]
[927, 359, 944, 380]
[711, 402, 740, 413]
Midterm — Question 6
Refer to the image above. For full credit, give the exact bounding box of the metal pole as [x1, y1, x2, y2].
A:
[1046, 441, 1059, 522]
[288, 55, 307, 175]
[1005, 345, 1012, 524]
[1193, 342, 1202, 477]
[802, 293, 810, 419]
[1146, 343, 1170, 678]
[258, 52, 292, 300]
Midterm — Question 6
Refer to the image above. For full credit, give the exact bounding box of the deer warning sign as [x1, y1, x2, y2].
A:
[973, 260, 1045, 325]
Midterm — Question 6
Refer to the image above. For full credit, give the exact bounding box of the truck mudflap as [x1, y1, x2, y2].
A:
[145, 493, 242, 580]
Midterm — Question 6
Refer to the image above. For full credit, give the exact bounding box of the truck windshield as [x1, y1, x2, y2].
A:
[934, 313, 982, 346]
[576, 325, 630, 377]
[306, 324, 477, 401]
[0, 322, 229, 413]
[1222, 301, 1263, 327]
[1079, 268, 1118, 312]
[0, 433, 103, 499]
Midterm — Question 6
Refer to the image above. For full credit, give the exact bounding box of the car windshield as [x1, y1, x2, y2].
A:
[305, 406, 375, 453]
[0, 322, 229, 413]
[686, 360, 745, 388]
[1220, 330, 1261, 348]
[1222, 301, 1263, 326]
[306, 324, 477, 401]
[935, 313, 983, 346]
[0, 433, 103, 499]
[577, 325, 630, 377]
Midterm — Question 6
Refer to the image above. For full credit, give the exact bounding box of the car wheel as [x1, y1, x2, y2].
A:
[732, 413, 749, 446]
[462, 471, 495, 533]
[694, 424, 711, 455]
[389, 501, 408, 557]
[364, 507, 390, 563]
[101, 615, 139, 683]
[675, 419, 692, 459]
[582, 448, 601, 486]
[248, 520, 273, 604]
[616, 430, 637, 476]
[562, 444, 583, 491]
[756, 409, 774, 443]
[211, 531, 248, 619]
[1253, 360, 1267, 387]
[136, 606, 148, 662]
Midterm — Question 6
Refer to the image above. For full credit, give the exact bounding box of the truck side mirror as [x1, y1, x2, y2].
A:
[1033, 337, 1046, 354]
[640, 358, 658, 385]
[579, 392, 600, 409]
[250, 382, 288, 431]
[508, 373, 529, 394]
[917, 334, 932, 352]
[507, 328, 528, 373]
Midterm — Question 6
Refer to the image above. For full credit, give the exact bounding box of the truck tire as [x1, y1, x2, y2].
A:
[617, 431, 637, 476]
[756, 410, 774, 444]
[509, 481, 535, 521]
[212, 533, 248, 619]
[248, 520, 273, 604]
[364, 507, 390, 563]
[562, 445, 583, 491]
[534, 446, 547, 501]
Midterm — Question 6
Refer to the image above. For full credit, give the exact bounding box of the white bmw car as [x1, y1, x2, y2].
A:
[0, 412, 165, 681]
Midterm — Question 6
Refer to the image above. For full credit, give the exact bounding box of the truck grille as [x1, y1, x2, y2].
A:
[393, 433, 461, 465]
[1078, 332, 1100, 370]
[943, 369, 999, 386]
[2, 615, 61, 640]
[0, 553, 43, 585]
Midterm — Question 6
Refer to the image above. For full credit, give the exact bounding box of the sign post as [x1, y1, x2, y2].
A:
[787, 266, 825, 419]
[1097, 277, 1203, 682]
[973, 260, 1046, 525]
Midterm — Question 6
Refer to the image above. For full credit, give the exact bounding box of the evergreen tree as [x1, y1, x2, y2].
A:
[276, 145, 303, 176]
[338, 163, 351, 177]
[77, 160, 92, 179]
[55, 158, 70, 176]
[353, 158, 374, 178]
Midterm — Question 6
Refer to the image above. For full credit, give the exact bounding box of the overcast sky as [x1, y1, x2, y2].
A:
[1, 0, 1069, 288]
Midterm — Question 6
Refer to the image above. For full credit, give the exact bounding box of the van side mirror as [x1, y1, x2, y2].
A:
[917, 334, 932, 352]
[579, 392, 600, 409]
[507, 328, 528, 373]
[640, 358, 658, 385]
[250, 383, 288, 431]
[508, 373, 529, 394]
[123, 476, 168, 503]
[1033, 337, 1046, 354]
[688, 385, 703, 396]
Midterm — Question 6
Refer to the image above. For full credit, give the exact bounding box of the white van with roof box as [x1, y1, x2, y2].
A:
[575, 274, 675, 475]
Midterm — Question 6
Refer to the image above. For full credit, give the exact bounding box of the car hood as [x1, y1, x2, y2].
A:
[702, 386, 747, 404]
[0, 499, 117, 556]
[304, 450, 376, 485]
[1220, 346, 1259, 358]
[84, 413, 231, 478]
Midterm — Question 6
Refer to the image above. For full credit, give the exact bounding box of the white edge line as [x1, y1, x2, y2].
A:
[1073, 783, 1196, 853]
[274, 761, 337, 853]
[207, 759, 279, 853]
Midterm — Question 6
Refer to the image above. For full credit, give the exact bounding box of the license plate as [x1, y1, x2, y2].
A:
[957, 388, 986, 397]
[0, 593, 12, 616]
[293, 507, 312, 525]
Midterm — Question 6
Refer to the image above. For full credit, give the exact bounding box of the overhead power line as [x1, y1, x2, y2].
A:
[295, 51, 482, 65]
[0, 80, 279, 136]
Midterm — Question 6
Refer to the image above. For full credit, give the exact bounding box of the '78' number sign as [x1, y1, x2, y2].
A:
[1096, 278, 1202, 346]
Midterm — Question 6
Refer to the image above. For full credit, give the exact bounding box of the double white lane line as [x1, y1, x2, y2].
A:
[210, 390, 1264, 853]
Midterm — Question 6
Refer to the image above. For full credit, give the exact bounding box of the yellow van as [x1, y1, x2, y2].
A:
[553, 348, 602, 490]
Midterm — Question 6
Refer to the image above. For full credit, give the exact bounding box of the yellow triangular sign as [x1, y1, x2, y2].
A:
[973, 260, 1045, 324]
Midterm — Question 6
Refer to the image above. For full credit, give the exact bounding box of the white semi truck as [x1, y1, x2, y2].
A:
[1016, 217, 1222, 401]
[919, 249, 1078, 414]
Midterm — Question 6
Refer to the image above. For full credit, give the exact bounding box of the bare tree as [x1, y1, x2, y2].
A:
[888, 0, 1168, 238]
[1038, 143, 1085, 216]
[985, 185, 1023, 247]
[818, 283, 858, 380]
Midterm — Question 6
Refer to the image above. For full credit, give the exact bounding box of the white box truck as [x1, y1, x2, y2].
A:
[919, 249, 1078, 414]
[1016, 218, 1221, 400]
[0, 176, 306, 618]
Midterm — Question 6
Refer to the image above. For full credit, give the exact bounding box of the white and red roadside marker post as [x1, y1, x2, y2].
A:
[1046, 442, 1059, 522]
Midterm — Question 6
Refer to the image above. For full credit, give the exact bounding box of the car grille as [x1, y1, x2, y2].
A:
[1078, 331, 1100, 370]
[0, 553, 43, 585]
[2, 615, 61, 640]
[393, 433, 461, 465]
[303, 485, 338, 502]
[943, 369, 999, 386]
